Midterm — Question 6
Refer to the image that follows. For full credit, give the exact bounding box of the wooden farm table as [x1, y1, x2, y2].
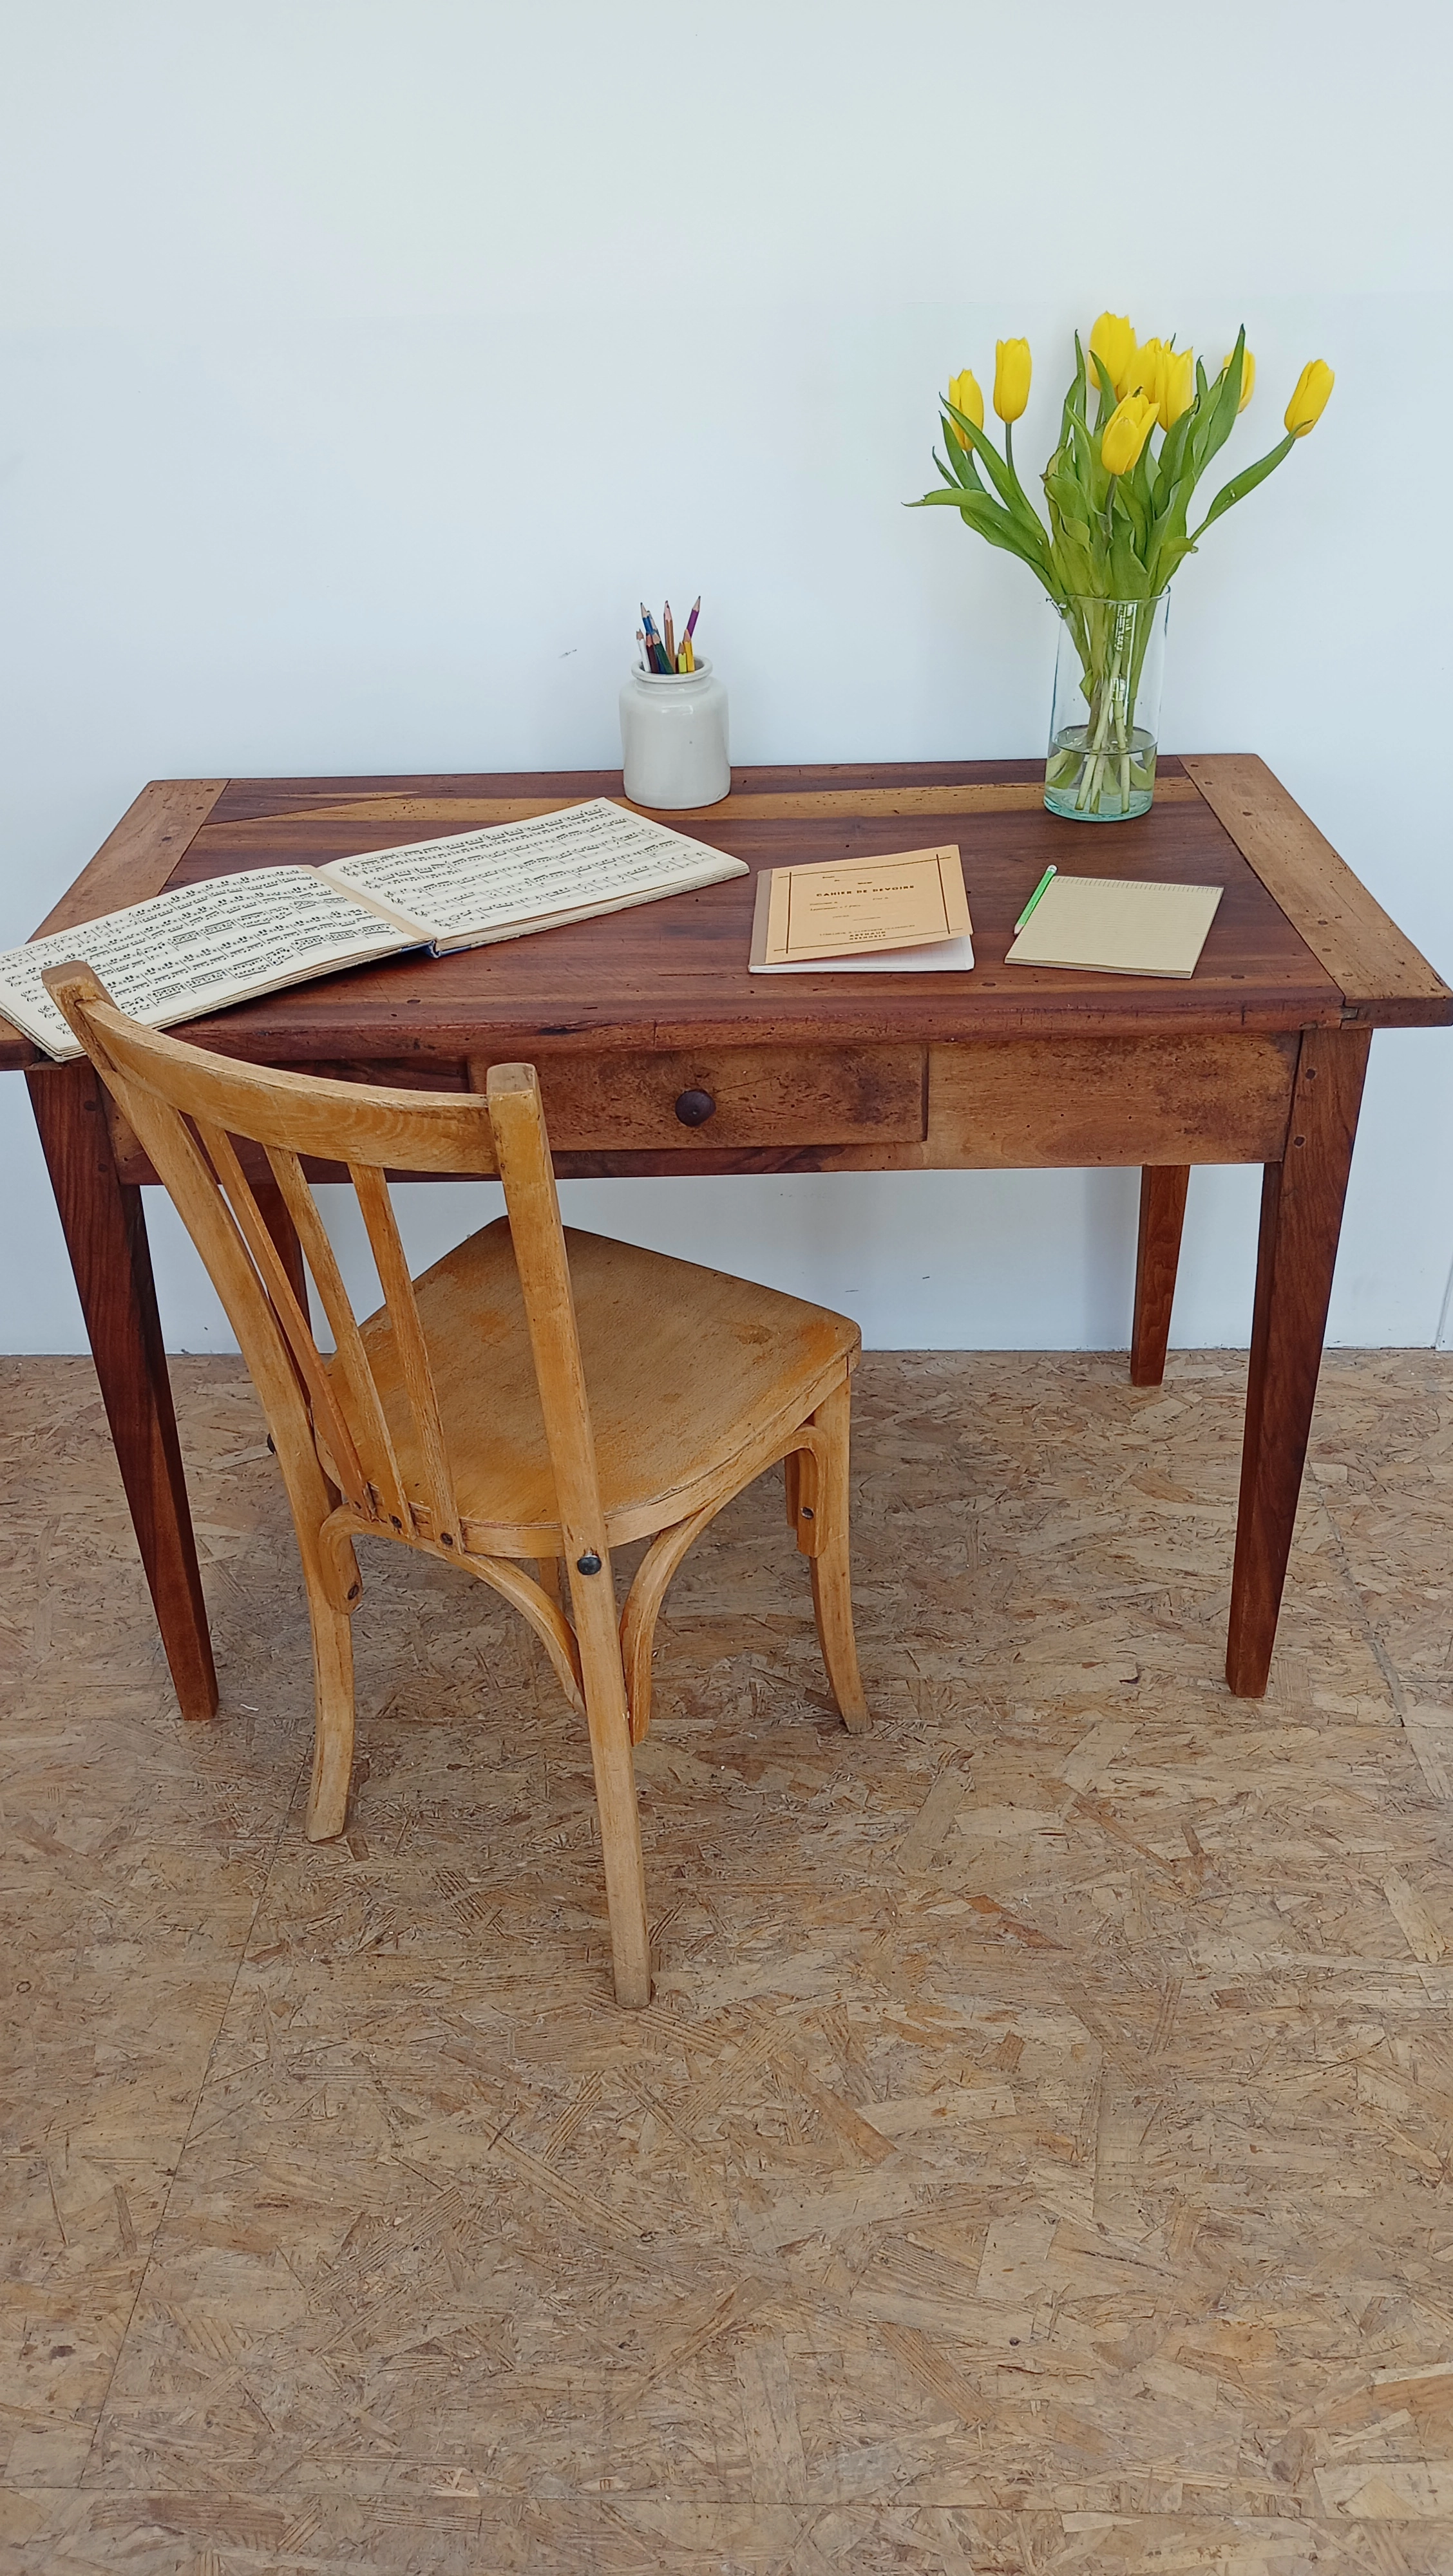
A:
[7, 757, 1450, 1723]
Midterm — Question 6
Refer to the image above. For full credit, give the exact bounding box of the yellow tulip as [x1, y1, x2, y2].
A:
[993, 337, 1032, 424]
[1285, 359, 1334, 437]
[1220, 346, 1256, 412]
[1159, 346, 1195, 430]
[945, 368, 984, 439]
[1089, 311, 1137, 399]
[1127, 334, 1164, 398]
[1101, 391, 1158, 476]
[1128, 340, 1175, 410]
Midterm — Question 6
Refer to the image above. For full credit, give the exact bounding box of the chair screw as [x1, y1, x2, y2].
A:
[576, 1551, 603, 1575]
[799, 1506, 815, 1520]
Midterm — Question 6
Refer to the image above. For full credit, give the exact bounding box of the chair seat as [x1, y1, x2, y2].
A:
[342, 1220, 859, 1556]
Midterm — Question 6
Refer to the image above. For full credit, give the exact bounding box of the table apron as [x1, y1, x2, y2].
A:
[95, 1027, 1298, 1186]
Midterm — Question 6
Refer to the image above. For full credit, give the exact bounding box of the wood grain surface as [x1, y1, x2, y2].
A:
[97, 1030, 1292, 1186]
[29, 778, 229, 942]
[1185, 753, 1450, 1014]
[926, 1031, 1296, 1170]
[6, 759, 1447, 1079]
[202, 774, 1207, 835]
[164, 760, 1353, 1061]
[465, 1043, 929, 1152]
[5, 1343, 1453, 2568]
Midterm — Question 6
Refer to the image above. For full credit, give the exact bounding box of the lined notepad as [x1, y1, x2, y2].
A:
[1005, 874, 1223, 979]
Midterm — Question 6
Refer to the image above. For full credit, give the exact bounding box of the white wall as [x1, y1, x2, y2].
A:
[3, 0, 1450, 1354]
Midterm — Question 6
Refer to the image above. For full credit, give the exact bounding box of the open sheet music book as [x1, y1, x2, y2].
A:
[2, 799, 747, 1061]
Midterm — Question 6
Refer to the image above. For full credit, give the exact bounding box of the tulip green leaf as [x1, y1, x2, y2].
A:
[1089, 352, 1118, 419]
[1043, 470, 1092, 531]
[1060, 337, 1088, 454]
[1193, 431, 1298, 536]
[938, 427, 983, 493]
[943, 403, 989, 478]
[1112, 473, 1149, 554]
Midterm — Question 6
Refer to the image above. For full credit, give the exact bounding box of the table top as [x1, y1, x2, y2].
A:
[8, 755, 1449, 1077]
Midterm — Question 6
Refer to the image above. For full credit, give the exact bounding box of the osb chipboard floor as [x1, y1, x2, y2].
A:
[3, 1347, 1453, 2576]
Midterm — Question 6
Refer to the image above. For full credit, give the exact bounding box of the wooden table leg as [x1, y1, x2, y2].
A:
[1226, 1026, 1371, 1699]
[1130, 1165, 1190, 1386]
[28, 1059, 219, 1719]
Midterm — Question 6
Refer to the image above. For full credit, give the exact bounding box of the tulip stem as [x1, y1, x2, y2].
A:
[1072, 600, 1144, 817]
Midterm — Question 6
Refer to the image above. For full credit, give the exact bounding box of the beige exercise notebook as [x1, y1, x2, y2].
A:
[748, 845, 973, 972]
[1005, 873, 1223, 978]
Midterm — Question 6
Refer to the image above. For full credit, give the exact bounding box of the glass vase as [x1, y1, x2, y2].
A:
[1044, 593, 1169, 822]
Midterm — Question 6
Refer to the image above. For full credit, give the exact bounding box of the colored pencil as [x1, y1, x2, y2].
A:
[638, 596, 701, 674]
[1014, 864, 1057, 931]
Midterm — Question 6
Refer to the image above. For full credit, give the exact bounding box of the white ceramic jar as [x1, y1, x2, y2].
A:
[618, 659, 730, 809]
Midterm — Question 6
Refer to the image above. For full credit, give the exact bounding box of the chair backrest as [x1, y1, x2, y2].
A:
[41, 964, 608, 1562]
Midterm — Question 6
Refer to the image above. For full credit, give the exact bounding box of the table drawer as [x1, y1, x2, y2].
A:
[927, 1032, 1298, 1166]
[467, 1045, 927, 1150]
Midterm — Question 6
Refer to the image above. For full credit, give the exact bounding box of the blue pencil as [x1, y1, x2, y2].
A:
[641, 611, 670, 675]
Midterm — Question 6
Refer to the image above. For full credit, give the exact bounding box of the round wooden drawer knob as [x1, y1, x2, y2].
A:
[674, 1088, 717, 1128]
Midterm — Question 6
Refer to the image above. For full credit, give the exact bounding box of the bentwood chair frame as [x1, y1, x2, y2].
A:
[43, 964, 869, 2007]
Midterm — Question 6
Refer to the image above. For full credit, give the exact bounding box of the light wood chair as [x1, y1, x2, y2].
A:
[43, 965, 869, 2007]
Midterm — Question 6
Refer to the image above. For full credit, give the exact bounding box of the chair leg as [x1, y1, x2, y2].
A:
[569, 1556, 652, 2008]
[269, 1442, 361, 1843]
[620, 1501, 715, 1746]
[303, 1575, 356, 1840]
[806, 1376, 870, 1736]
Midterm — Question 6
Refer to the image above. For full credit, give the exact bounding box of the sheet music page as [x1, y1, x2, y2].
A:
[0, 867, 418, 1059]
[319, 797, 746, 948]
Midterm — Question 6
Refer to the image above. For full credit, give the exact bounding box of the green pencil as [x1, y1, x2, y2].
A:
[1014, 864, 1056, 931]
